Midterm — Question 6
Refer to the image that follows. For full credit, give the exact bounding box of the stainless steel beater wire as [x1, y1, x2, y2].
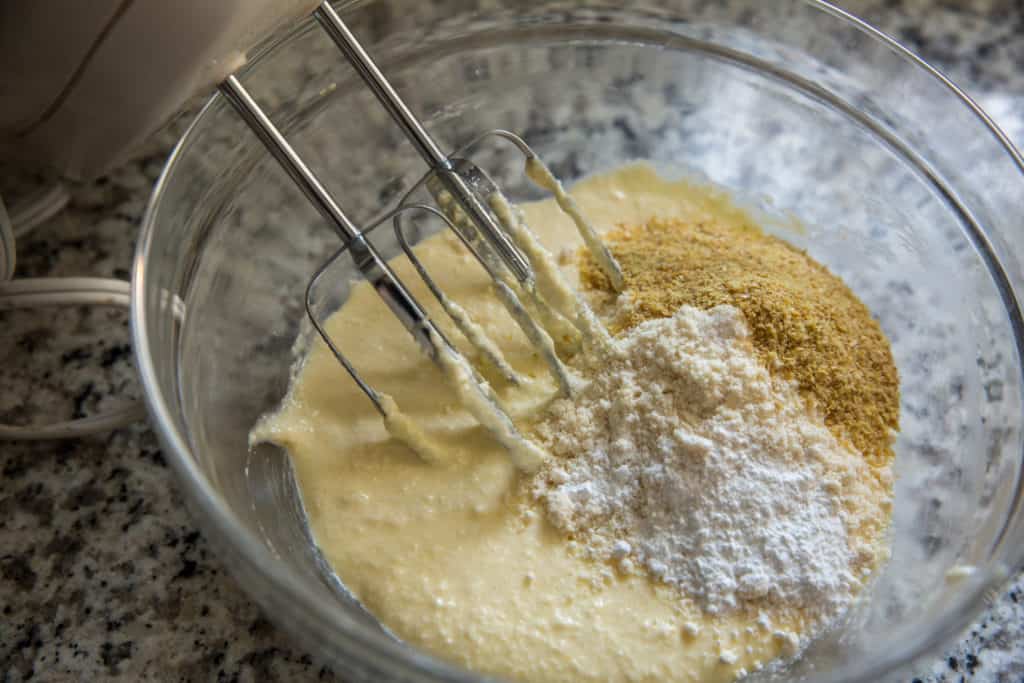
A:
[313, 1, 533, 284]
[304, 203, 470, 416]
[218, 74, 433, 349]
[456, 128, 535, 158]
[305, 249, 385, 414]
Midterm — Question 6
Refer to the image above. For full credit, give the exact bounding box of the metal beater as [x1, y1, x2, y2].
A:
[218, 2, 624, 470]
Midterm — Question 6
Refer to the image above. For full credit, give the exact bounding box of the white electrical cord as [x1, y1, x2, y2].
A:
[0, 193, 16, 281]
[0, 187, 145, 440]
[0, 276, 132, 308]
[9, 182, 72, 238]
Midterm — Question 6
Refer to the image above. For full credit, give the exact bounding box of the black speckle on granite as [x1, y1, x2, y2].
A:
[3, 453, 29, 479]
[174, 559, 200, 581]
[70, 382, 97, 419]
[249, 616, 275, 639]
[2, 555, 39, 591]
[99, 343, 132, 368]
[43, 533, 84, 579]
[62, 480, 104, 511]
[100, 640, 133, 673]
[11, 482, 55, 525]
[61, 347, 93, 366]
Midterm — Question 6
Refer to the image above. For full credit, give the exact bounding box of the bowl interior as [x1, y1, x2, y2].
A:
[136, 1, 1024, 681]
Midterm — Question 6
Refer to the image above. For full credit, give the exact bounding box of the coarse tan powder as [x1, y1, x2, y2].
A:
[580, 217, 900, 468]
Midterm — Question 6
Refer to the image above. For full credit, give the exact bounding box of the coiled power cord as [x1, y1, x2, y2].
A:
[0, 186, 144, 439]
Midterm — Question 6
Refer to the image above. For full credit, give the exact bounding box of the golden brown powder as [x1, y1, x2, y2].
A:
[580, 217, 899, 467]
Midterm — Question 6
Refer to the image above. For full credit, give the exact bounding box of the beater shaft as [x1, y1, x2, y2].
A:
[312, 6, 447, 168]
[219, 75, 436, 363]
[313, 1, 533, 284]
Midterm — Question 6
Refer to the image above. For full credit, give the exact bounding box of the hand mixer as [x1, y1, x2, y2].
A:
[219, 2, 625, 470]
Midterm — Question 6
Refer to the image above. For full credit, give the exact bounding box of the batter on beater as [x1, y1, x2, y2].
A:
[252, 162, 898, 683]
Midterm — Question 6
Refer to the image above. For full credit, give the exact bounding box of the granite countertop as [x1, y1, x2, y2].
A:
[2, 1, 1024, 681]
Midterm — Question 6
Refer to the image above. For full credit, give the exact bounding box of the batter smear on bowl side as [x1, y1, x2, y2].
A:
[252, 162, 899, 683]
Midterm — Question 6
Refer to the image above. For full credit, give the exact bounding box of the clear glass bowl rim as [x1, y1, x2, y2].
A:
[131, 1, 1024, 680]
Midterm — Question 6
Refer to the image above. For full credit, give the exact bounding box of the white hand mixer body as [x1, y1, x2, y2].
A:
[0, 0, 319, 179]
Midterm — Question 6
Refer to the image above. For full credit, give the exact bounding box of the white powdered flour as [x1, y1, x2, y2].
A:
[531, 304, 887, 625]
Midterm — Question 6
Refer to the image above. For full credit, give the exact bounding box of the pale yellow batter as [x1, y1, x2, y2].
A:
[253, 164, 873, 682]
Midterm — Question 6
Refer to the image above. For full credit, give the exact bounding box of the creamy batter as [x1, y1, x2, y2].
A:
[253, 163, 888, 682]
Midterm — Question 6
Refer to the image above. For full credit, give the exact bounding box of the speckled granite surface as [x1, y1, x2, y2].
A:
[2, 1, 1024, 681]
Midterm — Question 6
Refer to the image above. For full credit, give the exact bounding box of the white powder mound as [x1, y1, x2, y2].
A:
[531, 304, 881, 622]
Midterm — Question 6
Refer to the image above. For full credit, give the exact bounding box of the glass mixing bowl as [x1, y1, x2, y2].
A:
[133, 1, 1024, 680]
